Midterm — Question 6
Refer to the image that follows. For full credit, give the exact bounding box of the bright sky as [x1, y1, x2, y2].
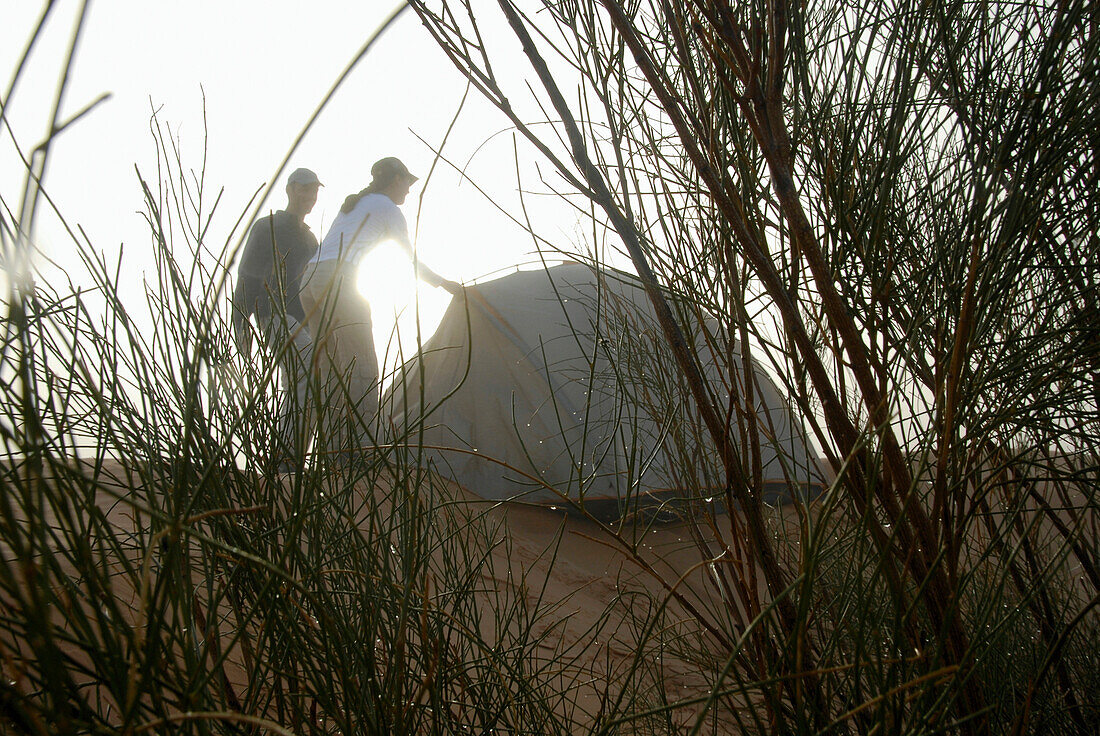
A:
[2, 1, 588, 368]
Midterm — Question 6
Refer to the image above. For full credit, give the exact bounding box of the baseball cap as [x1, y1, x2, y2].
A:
[287, 168, 323, 187]
[370, 157, 418, 185]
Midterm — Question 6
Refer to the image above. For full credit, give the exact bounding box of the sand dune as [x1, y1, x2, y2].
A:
[3, 458, 801, 732]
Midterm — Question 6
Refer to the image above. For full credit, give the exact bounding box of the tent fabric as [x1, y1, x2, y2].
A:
[383, 263, 818, 512]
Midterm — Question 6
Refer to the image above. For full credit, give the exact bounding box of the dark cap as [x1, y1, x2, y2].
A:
[287, 168, 323, 187]
[370, 157, 418, 186]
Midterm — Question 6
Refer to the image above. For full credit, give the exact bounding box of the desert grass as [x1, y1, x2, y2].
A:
[1, 1, 1098, 734]
[408, 0, 1099, 732]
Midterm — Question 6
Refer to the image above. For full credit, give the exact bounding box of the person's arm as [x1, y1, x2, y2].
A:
[391, 209, 460, 293]
[231, 217, 273, 352]
[230, 275, 257, 353]
[238, 215, 275, 279]
[404, 245, 462, 293]
[408, 255, 446, 288]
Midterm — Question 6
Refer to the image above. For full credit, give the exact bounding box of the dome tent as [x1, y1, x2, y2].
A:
[383, 263, 820, 518]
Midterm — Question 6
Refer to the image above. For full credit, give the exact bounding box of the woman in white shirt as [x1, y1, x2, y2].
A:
[301, 157, 460, 455]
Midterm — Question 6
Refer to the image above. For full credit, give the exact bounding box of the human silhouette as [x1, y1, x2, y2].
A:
[300, 157, 459, 454]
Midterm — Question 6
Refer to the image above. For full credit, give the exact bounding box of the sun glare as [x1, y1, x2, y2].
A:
[356, 240, 453, 376]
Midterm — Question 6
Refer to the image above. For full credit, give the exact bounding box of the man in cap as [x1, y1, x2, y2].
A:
[232, 167, 323, 463]
[301, 157, 460, 456]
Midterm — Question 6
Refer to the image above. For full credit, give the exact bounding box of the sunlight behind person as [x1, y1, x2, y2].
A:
[356, 239, 453, 383]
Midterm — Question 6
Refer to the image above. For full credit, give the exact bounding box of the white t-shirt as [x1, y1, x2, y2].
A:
[310, 193, 443, 286]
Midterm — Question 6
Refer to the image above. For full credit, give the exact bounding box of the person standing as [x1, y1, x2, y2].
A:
[300, 157, 459, 454]
[231, 167, 322, 459]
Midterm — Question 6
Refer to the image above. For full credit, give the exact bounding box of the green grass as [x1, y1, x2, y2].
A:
[2, 1, 1098, 733]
